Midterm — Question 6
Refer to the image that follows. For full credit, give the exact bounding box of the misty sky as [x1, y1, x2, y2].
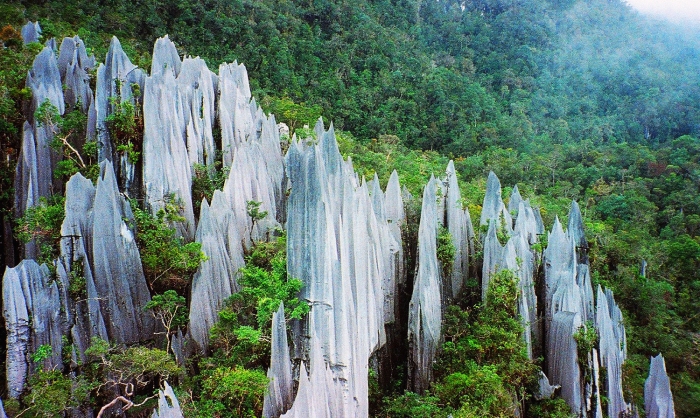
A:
[626, 0, 700, 24]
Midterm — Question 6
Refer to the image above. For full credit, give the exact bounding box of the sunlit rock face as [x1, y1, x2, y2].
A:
[21, 21, 41, 44]
[480, 170, 512, 234]
[444, 161, 473, 301]
[59, 163, 154, 348]
[480, 177, 540, 358]
[407, 175, 442, 394]
[539, 201, 631, 417]
[596, 286, 630, 418]
[151, 382, 184, 418]
[645, 354, 676, 418]
[15, 45, 64, 228]
[188, 194, 242, 351]
[142, 36, 196, 240]
[58, 35, 96, 114]
[263, 303, 294, 417]
[188, 53, 285, 350]
[3, 260, 63, 398]
[96, 37, 145, 166]
[283, 121, 400, 416]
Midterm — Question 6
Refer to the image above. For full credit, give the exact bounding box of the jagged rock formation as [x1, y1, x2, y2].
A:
[263, 303, 294, 417]
[59, 163, 154, 348]
[384, 170, 406, 303]
[408, 175, 442, 393]
[540, 201, 632, 417]
[188, 193, 243, 351]
[218, 61, 253, 166]
[15, 45, 64, 218]
[7, 29, 679, 418]
[543, 215, 587, 415]
[480, 171, 512, 234]
[482, 219, 504, 300]
[443, 161, 473, 300]
[95, 37, 146, 170]
[645, 354, 675, 418]
[151, 382, 184, 418]
[188, 53, 285, 349]
[284, 121, 400, 415]
[142, 36, 196, 239]
[596, 286, 630, 417]
[58, 36, 96, 113]
[535, 371, 560, 400]
[480, 176, 540, 358]
[21, 21, 41, 44]
[3, 260, 63, 398]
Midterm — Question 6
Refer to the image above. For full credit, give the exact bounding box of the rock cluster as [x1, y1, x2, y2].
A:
[5, 27, 678, 418]
[281, 121, 402, 416]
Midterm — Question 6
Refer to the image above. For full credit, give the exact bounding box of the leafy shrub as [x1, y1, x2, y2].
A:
[130, 199, 206, 292]
[15, 195, 65, 267]
[209, 233, 308, 368]
[435, 269, 538, 414]
[380, 391, 442, 418]
[83, 336, 181, 409]
[437, 225, 456, 278]
[21, 369, 74, 417]
[145, 290, 188, 355]
[191, 161, 229, 216]
[194, 366, 268, 418]
[105, 83, 143, 164]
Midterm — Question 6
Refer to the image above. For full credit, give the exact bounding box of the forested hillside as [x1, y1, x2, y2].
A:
[1, 0, 699, 416]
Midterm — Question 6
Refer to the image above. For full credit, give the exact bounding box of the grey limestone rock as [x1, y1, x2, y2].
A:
[285, 122, 398, 415]
[568, 201, 588, 263]
[547, 311, 583, 415]
[514, 200, 540, 245]
[188, 195, 242, 351]
[263, 303, 294, 418]
[543, 217, 586, 414]
[385, 170, 406, 289]
[151, 382, 184, 418]
[13, 122, 40, 228]
[3, 260, 63, 398]
[535, 371, 560, 400]
[142, 54, 196, 240]
[56, 164, 153, 351]
[645, 354, 675, 418]
[408, 175, 442, 393]
[151, 36, 182, 78]
[596, 286, 630, 418]
[178, 57, 217, 169]
[95, 37, 145, 164]
[482, 220, 504, 301]
[58, 36, 95, 113]
[508, 184, 524, 217]
[480, 171, 512, 233]
[59, 172, 108, 361]
[444, 161, 472, 300]
[23, 45, 65, 203]
[218, 61, 254, 166]
[91, 162, 154, 343]
[281, 338, 344, 418]
[21, 21, 41, 44]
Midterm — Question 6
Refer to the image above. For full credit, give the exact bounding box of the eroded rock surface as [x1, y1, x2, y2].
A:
[645, 354, 675, 418]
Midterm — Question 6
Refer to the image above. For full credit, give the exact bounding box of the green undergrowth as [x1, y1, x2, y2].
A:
[180, 233, 309, 417]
